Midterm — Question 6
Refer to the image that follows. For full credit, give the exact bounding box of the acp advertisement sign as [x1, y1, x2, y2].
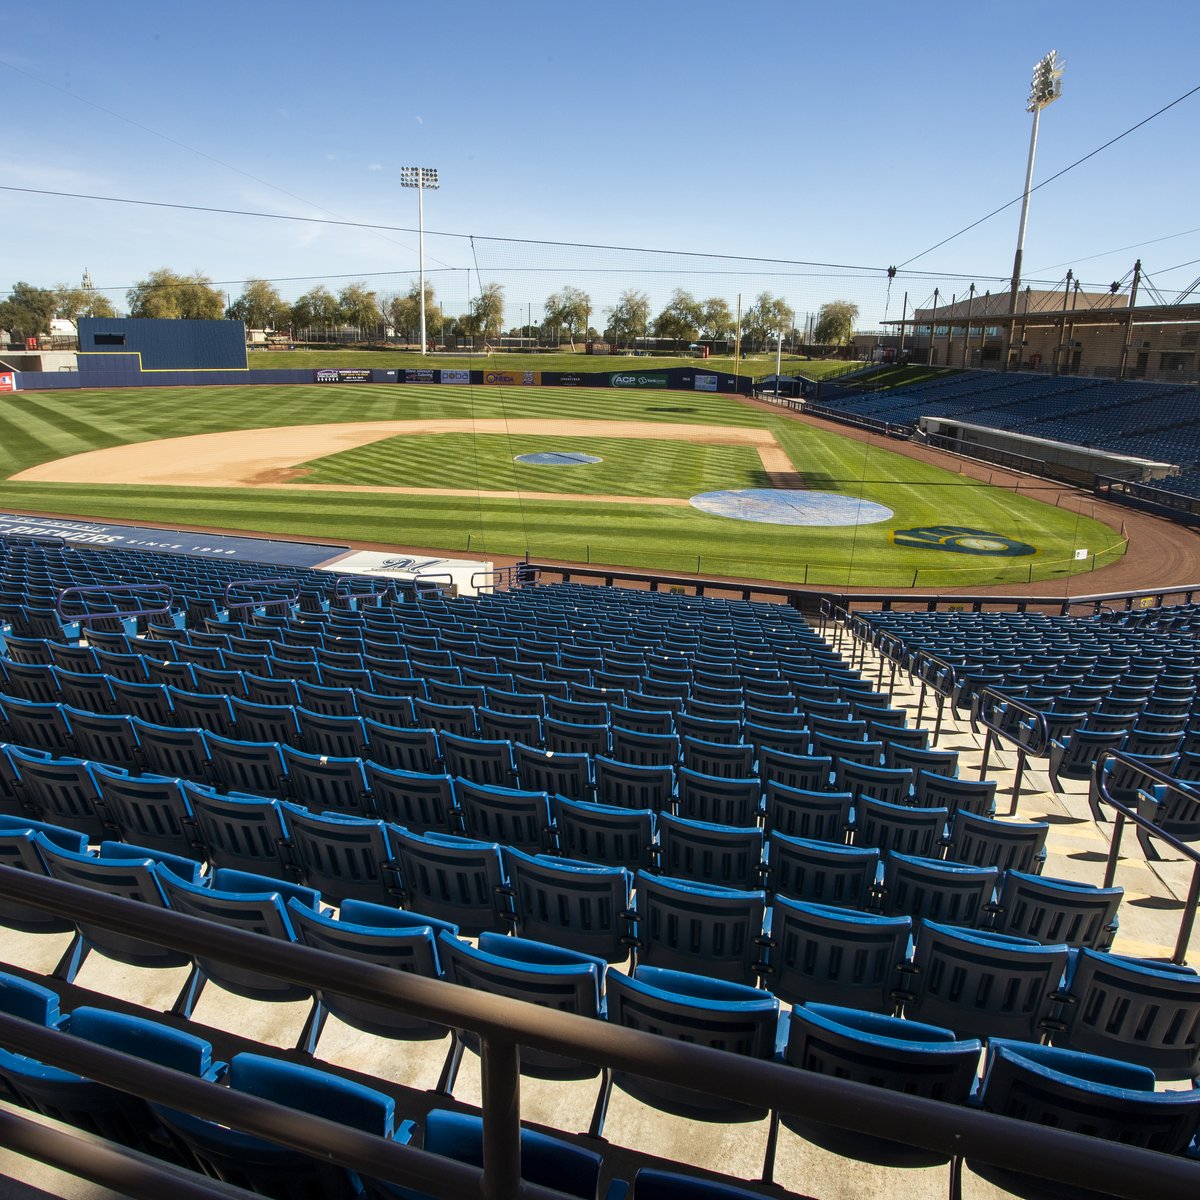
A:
[609, 371, 669, 388]
[694, 374, 719, 392]
[0, 372, 15, 393]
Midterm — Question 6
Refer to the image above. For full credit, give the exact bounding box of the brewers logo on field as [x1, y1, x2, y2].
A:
[890, 526, 1036, 557]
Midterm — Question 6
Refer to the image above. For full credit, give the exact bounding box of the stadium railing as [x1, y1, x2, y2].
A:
[0, 866, 1197, 1200]
[1093, 750, 1200, 966]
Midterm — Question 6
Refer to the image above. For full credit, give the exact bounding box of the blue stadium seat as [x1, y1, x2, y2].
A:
[282, 804, 402, 907]
[90, 764, 200, 859]
[364, 762, 459, 834]
[594, 754, 674, 812]
[775, 1002, 981, 1174]
[766, 833, 880, 909]
[878, 851, 998, 929]
[762, 896, 909, 1012]
[182, 783, 292, 878]
[0, 815, 89, 932]
[391, 828, 510, 936]
[757, 747, 832, 793]
[504, 847, 633, 962]
[368, 1107, 604, 1200]
[295, 708, 371, 760]
[454, 777, 555, 853]
[992, 870, 1122, 950]
[971, 1039, 1200, 1200]
[598, 965, 781, 1131]
[281, 745, 371, 815]
[363, 720, 441, 774]
[762, 782, 853, 844]
[1052, 949, 1200, 1080]
[154, 1051, 395, 1200]
[438, 931, 607, 1083]
[512, 740, 591, 802]
[158, 867, 320, 1017]
[899, 920, 1070, 1043]
[288, 898, 455, 1053]
[5, 749, 109, 842]
[440, 732, 516, 789]
[630, 870, 766, 985]
[854, 797, 949, 859]
[944, 810, 1049, 875]
[37, 838, 202, 981]
[165, 687, 238, 737]
[673, 767, 761, 827]
[657, 813, 765, 890]
[680, 735, 756, 778]
[0, 1003, 224, 1160]
[131, 719, 212, 784]
[206, 733, 289, 800]
[552, 795, 657, 871]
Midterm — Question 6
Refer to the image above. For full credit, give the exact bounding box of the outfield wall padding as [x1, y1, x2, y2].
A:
[9, 364, 751, 395]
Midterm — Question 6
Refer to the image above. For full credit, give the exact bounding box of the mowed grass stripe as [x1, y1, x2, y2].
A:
[299, 434, 767, 498]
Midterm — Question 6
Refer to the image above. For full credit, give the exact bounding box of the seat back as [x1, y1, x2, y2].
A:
[553, 795, 656, 870]
[182, 783, 292, 878]
[902, 920, 1070, 1043]
[879, 851, 998, 929]
[855, 797, 948, 859]
[91, 764, 199, 859]
[835, 760, 913, 806]
[993, 870, 1122, 950]
[633, 871, 766, 986]
[158, 868, 316, 1005]
[977, 1039, 1200, 1156]
[674, 768, 760, 827]
[607, 965, 778, 1121]
[0, 817, 88, 932]
[505, 848, 632, 962]
[763, 782, 853, 844]
[282, 805, 401, 907]
[439, 931, 605, 1079]
[280, 746, 370, 815]
[1055, 949, 1200, 1080]
[680, 735, 755, 778]
[767, 833, 879, 910]
[594, 754, 674, 812]
[756, 748, 832, 793]
[391, 828, 509, 936]
[288, 900, 449, 1042]
[657, 813, 764, 890]
[454, 778, 553, 853]
[944, 810, 1048, 874]
[37, 838, 192, 971]
[6, 749, 108, 841]
[765, 896, 909, 1012]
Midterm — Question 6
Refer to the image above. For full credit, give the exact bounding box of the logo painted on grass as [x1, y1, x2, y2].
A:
[891, 526, 1036, 557]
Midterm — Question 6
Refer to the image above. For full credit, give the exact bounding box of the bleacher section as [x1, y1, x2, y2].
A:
[0, 534, 1198, 1198]
[818, 370, 1200, 483]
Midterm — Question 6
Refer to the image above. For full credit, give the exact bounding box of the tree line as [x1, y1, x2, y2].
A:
[2, 269, 859, 349]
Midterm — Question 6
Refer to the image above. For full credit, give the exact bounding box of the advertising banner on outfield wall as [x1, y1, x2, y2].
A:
[0, 373, 14, 393]
[482, 370, 541, 386]
[440, 369, 470, 384]
[694, 374, 719, 392]
[403, 368, 438, 383]
[314, 368, 373, 383]
[609, 371, 669, 388]
[319, 551, 493, 597]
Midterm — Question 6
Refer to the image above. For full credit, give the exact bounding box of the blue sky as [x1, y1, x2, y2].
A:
[4, 0, 1199, 329]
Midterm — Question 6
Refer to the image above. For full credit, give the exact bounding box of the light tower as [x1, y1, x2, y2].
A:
[400, 166, 439, 355]
[1008, 51, 1064, 314]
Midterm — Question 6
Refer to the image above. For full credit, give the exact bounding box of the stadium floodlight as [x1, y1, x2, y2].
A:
[400, 167, 440, 356]
[1008, 52, 1064, 330]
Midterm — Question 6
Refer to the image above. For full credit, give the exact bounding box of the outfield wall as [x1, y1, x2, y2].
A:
[7, 365, 751, 394]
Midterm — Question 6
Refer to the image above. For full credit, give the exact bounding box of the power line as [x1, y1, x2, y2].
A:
[1030, 225, 1200, 273]
[898, 82, 1200, 268]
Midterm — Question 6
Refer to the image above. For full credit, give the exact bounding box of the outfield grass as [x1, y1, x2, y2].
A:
[0, 382, 1126, 587]
[247, 348, 858, 383]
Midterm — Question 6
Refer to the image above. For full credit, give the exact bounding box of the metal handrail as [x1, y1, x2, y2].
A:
[332, 575, 393, 606]
[0, 867, 1196, 1200]
[55, 583, 174, 626]
[222, 577, 300, 613]
[413, 571, 454, 597]
[908, 649, 960, 742]
[1094, 750, 1200, 964]
[971, 688, 1051, 815]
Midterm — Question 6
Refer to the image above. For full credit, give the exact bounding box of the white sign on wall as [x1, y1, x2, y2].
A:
[320, 551, 493, 596]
